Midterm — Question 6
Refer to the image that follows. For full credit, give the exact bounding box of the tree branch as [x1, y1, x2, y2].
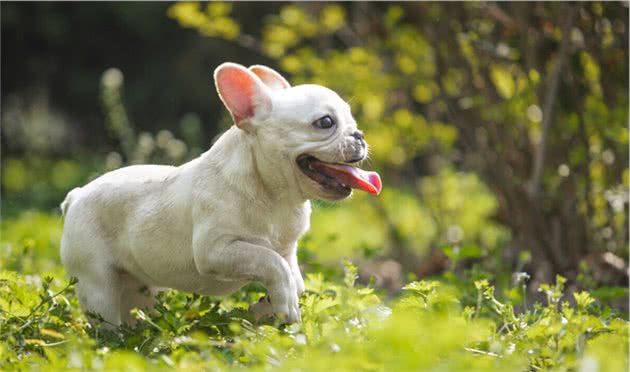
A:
[528, 4, 577, 198]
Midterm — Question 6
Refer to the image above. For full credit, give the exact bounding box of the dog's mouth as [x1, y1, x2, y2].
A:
[297, 155, 382, 197]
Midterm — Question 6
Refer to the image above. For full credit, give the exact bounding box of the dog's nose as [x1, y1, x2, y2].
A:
[351, 131, 365, 141]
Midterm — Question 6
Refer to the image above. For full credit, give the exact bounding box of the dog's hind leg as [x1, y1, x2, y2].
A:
[62, 230, 124, 327]
[118, 273, 159, 326]
[75, 267, 123, 328]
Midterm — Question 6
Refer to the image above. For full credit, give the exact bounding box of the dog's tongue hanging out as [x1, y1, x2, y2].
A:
[311, 161, 382, 195]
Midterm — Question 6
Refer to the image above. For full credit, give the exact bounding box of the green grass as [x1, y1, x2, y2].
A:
[1, 211, 628, 371]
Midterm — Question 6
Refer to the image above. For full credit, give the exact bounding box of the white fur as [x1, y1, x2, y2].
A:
[60, 63, 367, 325]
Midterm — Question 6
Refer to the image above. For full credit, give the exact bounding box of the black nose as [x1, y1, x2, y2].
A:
[352, 131, 365, 141]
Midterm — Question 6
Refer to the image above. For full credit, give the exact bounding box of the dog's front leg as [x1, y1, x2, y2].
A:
[286, 248, 305, 296]
[194, 239, 300, 323]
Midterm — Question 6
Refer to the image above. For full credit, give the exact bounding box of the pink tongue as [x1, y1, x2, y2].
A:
[311, 161, 382, 195]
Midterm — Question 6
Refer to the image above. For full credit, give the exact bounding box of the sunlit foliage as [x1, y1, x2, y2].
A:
[1, 2, 628, 370]
[169, 2, 628, 285]
[1, 215, 627, 370]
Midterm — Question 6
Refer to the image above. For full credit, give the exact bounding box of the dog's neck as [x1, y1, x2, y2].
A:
[203, 126, 308, 207]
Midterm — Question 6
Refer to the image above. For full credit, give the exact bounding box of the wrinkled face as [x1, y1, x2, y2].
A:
[256, 85, 370, 200]
[214, 63, 380, 201]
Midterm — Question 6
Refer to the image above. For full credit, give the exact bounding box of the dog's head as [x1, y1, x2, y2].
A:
[214, 62, 381, 201]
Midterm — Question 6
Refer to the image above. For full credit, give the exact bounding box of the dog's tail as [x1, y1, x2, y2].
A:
[60, 187, 81, 217]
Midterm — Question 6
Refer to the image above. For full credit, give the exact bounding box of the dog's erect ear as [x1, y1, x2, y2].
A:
[214, 63, 271, 129]
[249, 65, 290, 91]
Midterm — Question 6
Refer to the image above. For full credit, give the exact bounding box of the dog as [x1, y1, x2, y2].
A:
[60, 62, 381, 326]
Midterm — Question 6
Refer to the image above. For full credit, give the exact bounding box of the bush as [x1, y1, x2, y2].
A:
[1, 211, 627, 371]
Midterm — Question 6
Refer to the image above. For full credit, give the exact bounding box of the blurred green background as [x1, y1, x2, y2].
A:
[1, 2, 628, 308]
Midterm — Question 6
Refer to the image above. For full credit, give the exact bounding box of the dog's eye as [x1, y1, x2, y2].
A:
[312, 115, 335, 129]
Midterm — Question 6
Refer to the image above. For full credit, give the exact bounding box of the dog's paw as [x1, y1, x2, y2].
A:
[267, 280, 301, 323]
[293, 271, 305, 297]
[250, 296, 274, 321]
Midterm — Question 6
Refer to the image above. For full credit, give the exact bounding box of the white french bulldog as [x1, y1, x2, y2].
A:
[60, 63, 381, 326]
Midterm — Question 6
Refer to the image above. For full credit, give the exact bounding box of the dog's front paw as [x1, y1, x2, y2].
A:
[267, 280, 301, 323]
[293, 270, 305, 297]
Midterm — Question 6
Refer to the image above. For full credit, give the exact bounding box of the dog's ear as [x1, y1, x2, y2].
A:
[249, 65, 290, 91]
[214, 63, 271, 129]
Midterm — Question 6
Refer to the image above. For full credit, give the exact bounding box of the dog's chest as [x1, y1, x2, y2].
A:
[261, 202, 311, 256]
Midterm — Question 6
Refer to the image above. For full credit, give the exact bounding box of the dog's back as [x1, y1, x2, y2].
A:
[61, 164, 174, 212]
